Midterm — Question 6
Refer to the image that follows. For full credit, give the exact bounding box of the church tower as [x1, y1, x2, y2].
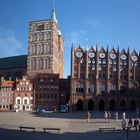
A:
[27, 8, 64, 79]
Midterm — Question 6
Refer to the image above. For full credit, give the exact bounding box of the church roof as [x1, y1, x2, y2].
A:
[0, 55, 27, 70]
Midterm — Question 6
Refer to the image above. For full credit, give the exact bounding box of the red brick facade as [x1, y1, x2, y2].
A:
[70, 46, 140, 111]
[34, 73, 59, 111]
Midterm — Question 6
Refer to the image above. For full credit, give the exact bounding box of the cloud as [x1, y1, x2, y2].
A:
[65, 30, 87, 47]
[85, 20, 102, 28]
[0, 27, 23, 58]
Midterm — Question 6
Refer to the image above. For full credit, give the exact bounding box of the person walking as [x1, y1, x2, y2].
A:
[134, 118, 139, 131]
[87, 111, 91, 122]
[108, 111, 111, 122]
[104, 111, 108, 123]
[122, 112, 126, 120]
[114, 111, 119, 122]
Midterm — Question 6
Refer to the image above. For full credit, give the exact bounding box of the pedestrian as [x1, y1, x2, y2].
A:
[114, 111, 119, 122]
[108, 111, 111, 122]
[128, 118, 133, 127]
[122, 119, 127, 130]
[87, 111, 91, 122]
[134, 118, 139, 131]
[122, 112, 126, 121]
[104, 111, 108, 123]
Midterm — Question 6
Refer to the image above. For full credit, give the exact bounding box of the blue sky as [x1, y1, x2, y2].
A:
[0, 0, 140, 77]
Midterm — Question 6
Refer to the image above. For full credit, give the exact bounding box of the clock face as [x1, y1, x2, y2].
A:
[131, 56, 137, 62]
[99, 53, 105, 59]
[76, 52, 83, 58]
[88, 52, 95, 58]
[110, 54, 116, 59]
[121, 54, 127, 60]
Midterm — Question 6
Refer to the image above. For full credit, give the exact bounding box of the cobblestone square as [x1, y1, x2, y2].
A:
[0, 111, 140, 140]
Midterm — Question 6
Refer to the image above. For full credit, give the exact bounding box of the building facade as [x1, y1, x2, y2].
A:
[14, 76, 33, 111]
[27, 8, 64, 79]
[34, 73, 59, 111]
[0, 78, 14, 111]
[70, 46, 140, 111]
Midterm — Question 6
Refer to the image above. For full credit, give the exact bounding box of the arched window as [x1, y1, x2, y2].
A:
[41, 44, 44, 54]
[45, 43, 51, 53]
[88, 83, 95, 93]
[31, 60, 34, 70]
[99, 83, 105, 94]
[45, 58, 51, 69]
[31, 24, 36, 31]
[32, 34, 37, 41]
[46, 32, 51, 39]
[34, 59, 37, 70]
[38, 33, 44, 41]
[32, 44, 37, 54]
[38, 44, 41, 54]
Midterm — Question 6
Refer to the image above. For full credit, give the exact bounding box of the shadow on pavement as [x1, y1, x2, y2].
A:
[0, 127, 140, 140]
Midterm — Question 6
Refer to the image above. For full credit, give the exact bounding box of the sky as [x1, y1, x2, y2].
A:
[0, 0, 140, 77]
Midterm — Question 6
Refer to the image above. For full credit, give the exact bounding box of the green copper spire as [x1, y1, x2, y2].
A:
[51, 2, 58, 24]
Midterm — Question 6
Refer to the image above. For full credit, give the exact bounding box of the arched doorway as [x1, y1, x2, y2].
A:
[99, 100, 105, 110]
[77, 99, 83, 111]
[120, 100, 126, 110]
[109, 100, 116, 110]
[130, 100, 136, 110]
[88, 99, 94, 111]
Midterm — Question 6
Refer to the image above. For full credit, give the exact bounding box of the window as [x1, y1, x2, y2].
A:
[32, 24, 36, 31]
[98, 66, 101, 71]
[45, 24, 51, 30]
[99, 83, 105, 93]
[38, 24, 44, 30]
[24, 99, 27, 105]
[38, 33, 44, 41]
[32, 34, 37, 41]
[45, 58, 51, 69]
[46, 32, 51, 39]
[76, 83, 84, 93]
[88, 84, 95, 93]
[17, 99, 20, 104]
[40, 79, 44, 82]
[38, 59, 43, 69]
[30, 99, 33, 104]
[103, 61, 106, 64]
[113, 67, 117, 72]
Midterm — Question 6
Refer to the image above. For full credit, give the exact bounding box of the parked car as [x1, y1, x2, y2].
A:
[37, 108, 46, 113]
[60, 104, 68, 113]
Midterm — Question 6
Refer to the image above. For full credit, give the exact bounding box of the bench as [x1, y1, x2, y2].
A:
[43, 128, 60, 134]
[99, 127, 116, 133]
[19, 126, 35, 132]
